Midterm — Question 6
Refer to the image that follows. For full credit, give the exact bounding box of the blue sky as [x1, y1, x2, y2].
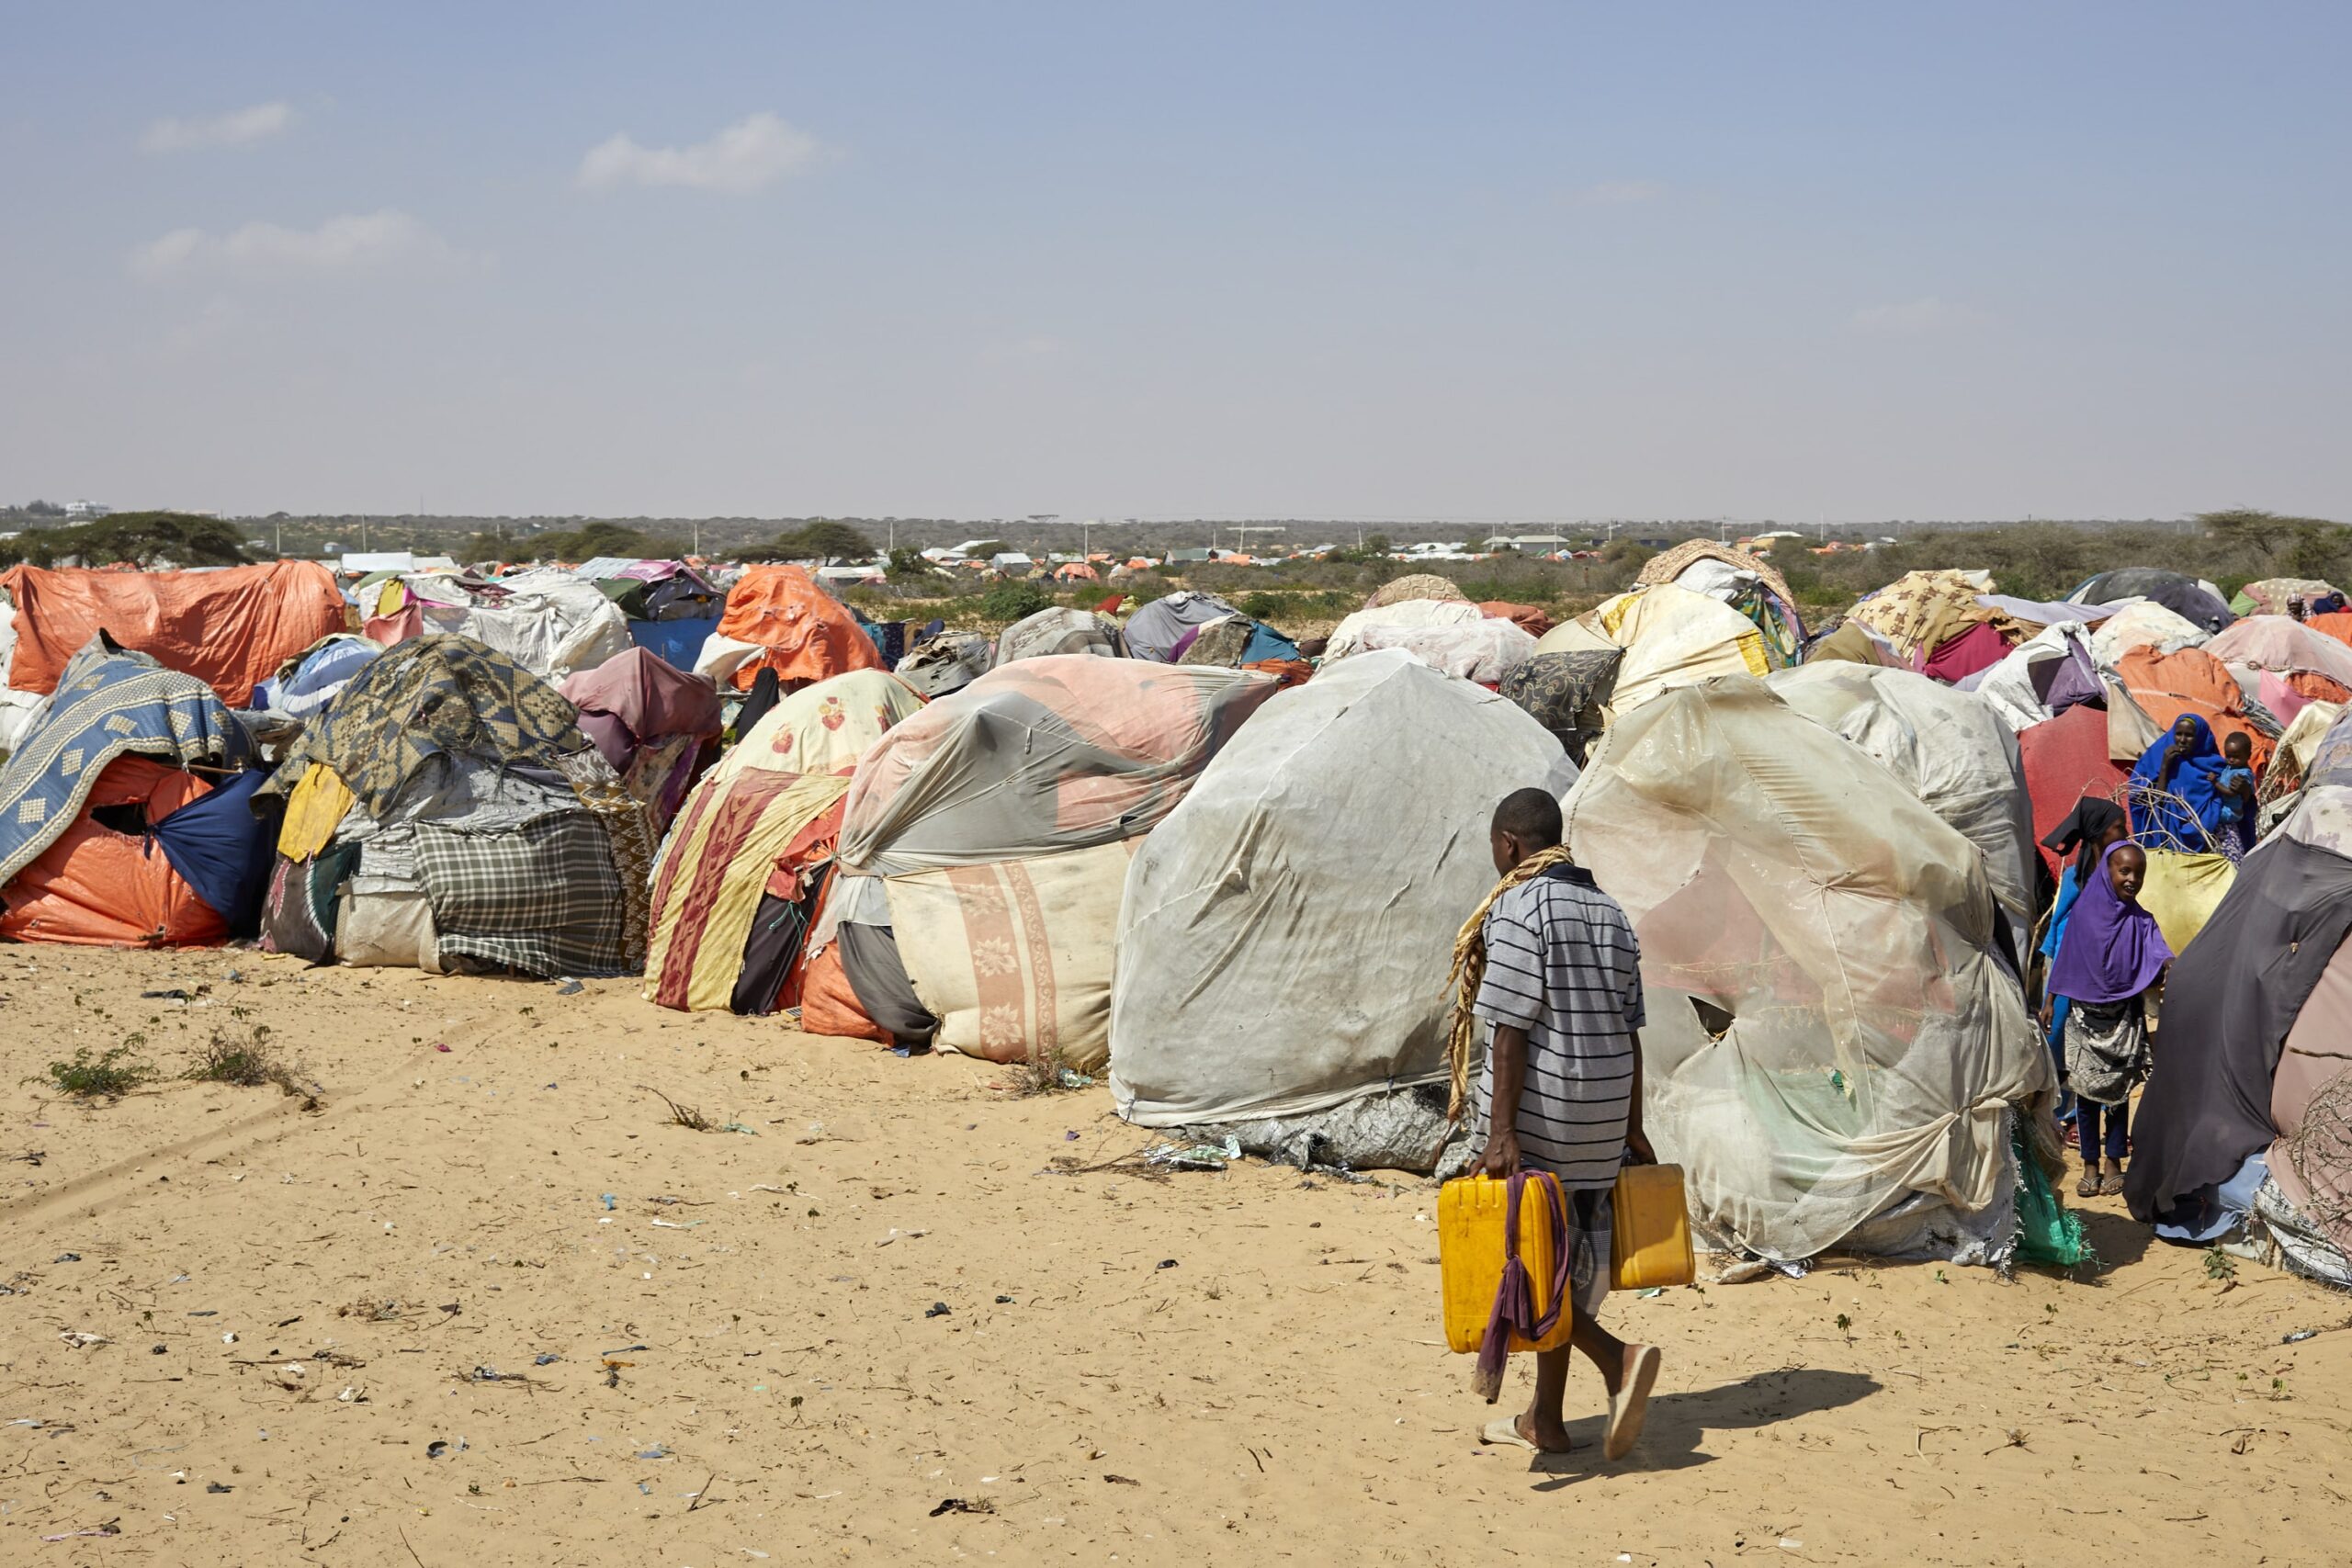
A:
[5, 3, 2347, 522]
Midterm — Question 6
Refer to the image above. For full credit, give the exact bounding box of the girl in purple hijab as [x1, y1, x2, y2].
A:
[2049, 842, 2173, 1196]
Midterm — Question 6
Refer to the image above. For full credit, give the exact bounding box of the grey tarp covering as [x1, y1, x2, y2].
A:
[837, 657, 1279, 876]
[1123, 592, 1238, 663]
[894, 632, 993, 698]
[2123, 829, 2352, 1229]
[1766, 662, 2038, 962]
[834, 921, 938, 1045]
[1566, 676, 2049, 1261]
[1109, 650, 1577, 1134]
[993, 607, 1125, 666]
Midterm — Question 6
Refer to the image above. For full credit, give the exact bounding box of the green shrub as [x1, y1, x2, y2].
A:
[43, 1045, 153, 1100]
[978, 579, 1053, 624]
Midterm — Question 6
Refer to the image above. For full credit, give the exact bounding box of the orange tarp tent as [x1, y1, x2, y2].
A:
[2114, 646, 2273, 771]
[0, 756, 226, 946]
[709, 565, 885, 693]
[0, 561, 345, 705]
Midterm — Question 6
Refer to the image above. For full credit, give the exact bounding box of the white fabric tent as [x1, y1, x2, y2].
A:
[411, 569, 633, 682]
[1110, 650, 1577, 1128]
[1566, 676, 2049, 1261]
[1535, 584, 1767, 719]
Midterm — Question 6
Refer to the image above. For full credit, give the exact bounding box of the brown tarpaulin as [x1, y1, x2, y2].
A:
[1, 561, 346, 705]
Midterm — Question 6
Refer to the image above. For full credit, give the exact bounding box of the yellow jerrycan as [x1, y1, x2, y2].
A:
[1610, 1162, 1696, 1292]
[1438, 1172, 1577, 1355]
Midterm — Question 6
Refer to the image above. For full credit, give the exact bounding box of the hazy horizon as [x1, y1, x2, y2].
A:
[7, 5, 2348, 522]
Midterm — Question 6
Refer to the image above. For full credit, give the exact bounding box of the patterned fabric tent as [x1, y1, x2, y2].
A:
[0, 639, 251, 886]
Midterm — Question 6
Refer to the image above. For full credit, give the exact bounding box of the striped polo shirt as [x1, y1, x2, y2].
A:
[1471, 865, 1645, 1190]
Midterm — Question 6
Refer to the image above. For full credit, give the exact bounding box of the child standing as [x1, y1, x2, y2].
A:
[2045, 843, 2173, 1196]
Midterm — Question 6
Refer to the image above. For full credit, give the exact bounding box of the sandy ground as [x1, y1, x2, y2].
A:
[2, 948, 2349, 1566]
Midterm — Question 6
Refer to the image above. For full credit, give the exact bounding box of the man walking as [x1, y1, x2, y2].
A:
[1462, 786, 1661, 1459]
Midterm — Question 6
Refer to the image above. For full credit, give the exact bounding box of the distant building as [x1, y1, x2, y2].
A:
[63, 500, 110, 520]
[989, 551, 1036, 572]
[1166, 547, 1213, 564]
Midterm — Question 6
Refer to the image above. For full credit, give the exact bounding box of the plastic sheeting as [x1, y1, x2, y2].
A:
[1342, 616, 1537, 685]
[1124, 592, 1238, 663]
[719, 669, 925, 784]
[0, 561, 345, 705]
[1324, 598, 1484, 660]
[1564, 677, 2050, 1261]
[411, 570, 633, 682]
[2138, 849, 2237, 957]
[2090, 600, 2210, 665]
[895, 632, 993, 698]
[1766, 663, 2038, 960]
[994, 607, 1125, 666]
[1537, 585, 1768, 719]
[837, 657, 1280, 877]
[1971, 622, 2102, 731]
[1110, 650, 1579, 1128]
[2207, 615, 2352, 688]
[697, 564, 886, 692]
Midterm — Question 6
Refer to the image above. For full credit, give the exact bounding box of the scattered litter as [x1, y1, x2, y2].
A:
[636, 1445, 668, 1460]
[995, 1294, 1014, 1304]
[930, 1497, 996, 1517]
[1146, 1135, 1241, 1172]
[1064, 1130, 1080, 1141]
[1157, 1258, 1179, 1269]
[718, 1121, 760, 1136]
[59, 1330, 107, 1348]
[924, 1302, 951, 1318]
[1637, 1287, 1666, 1298]
[555, 979, 583, 996]
[2284, 1328, 2322, 1344]
[651, 1218, 703, 1229]
[42, 1525, 119, 1540]
[434, 1043, 451, 1053]
[1780, 1540, 1804, 1552]
[534, 1353, 561, 1366]
[337, 1386, 367, 1403]
[151, 1344, 165, 1355]
[600, 1194, 617, 1212]
[1055, 1067, 1093, 1089]
[426, 1438, 467, 1460]
[1103, 1473, 1141, 1486]
[601, 1343, 650, 1356]
[141, 988, 190, 1000]
[53, 1252, 80, 1264]
[207, 1482, 232, 1494]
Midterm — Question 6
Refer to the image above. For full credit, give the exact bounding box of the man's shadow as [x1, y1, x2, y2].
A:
[1493, 1367, 1878, 1487]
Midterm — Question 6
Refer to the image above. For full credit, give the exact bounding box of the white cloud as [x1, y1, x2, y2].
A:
[1849, 297, 1989, 336]
[141, 101, 294, 153]
[1576, 179, 1668, 205]
[130, 210, 469, 281]
[575, 111, 824, 193]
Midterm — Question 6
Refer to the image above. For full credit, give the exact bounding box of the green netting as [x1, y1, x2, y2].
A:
[2011, 1111, 2093, 1269]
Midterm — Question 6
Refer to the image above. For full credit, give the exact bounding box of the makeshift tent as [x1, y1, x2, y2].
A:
[826, 657, 1282, 1066]
[254, 635, 655, 977]
[894, 631, 993, 698]
[1364, 574, 1467, 608]
[1766, 663, 2038, 960]
[2111, 646, 2272, 767]
[695, 565, 886, 693]
[2139, 849, 2236, 956]
[1634, 540, 1806, 664]
[2206, 615, 2352, 694]
[1110, 650, 1577, 1157]
[2089, 599, 2211, 665]
[2306, 610, 2352, 651]
[560, 649, 722, 831]
[1336, 616, 1537, 685]
[993, 607, 1125, 665]
[1970, 622, 2105, 731]
[2016, 703, 2130, 882]
[1173, 615, 1301, 670]
[1915, 621, 2011, 684]
[2071, 569, 2234, 633]
[1804, 621, 1892, 666]
[1499, 650, 1620, 765]
[1566, 677, 2050, 1262]
[250, 635, 383, 719]
[1975, 594, 2117, 630]
[642, 671, 924, 1014]
[0, 641, 267, 946]
[1848, 570, 2009, 662]
[837, 658, 1281, 878]
[2125, 825, 2352, 1237]
[1324, 598, 1485, 660]
[0, 560, 345, 705]
[2232, 578, 2345, 617]
[377, 569, 635, 682]
[574, 558, 724, 621]
[1124, 592, 1239, 662]
[1536, 584, 1768, 718]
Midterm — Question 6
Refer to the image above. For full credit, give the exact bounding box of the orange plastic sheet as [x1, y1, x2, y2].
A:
[711, 566, 884, 692]
[0, 757, 225, 946]
[2113, 646, 2273, 772]
[0, 561, 346, 705]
